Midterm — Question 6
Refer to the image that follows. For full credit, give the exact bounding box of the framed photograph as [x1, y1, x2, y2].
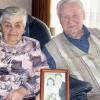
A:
[40, 69, 69, 100]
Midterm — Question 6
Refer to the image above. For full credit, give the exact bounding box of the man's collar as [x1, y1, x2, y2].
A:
[64, 25, 90, 40]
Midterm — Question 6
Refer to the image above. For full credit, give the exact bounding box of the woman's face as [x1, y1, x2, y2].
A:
[59, 3, 84, 38]
[47, 78, 54, 86]
[1, 16, 25, 46]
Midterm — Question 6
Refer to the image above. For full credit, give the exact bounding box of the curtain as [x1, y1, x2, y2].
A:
[32, 0, 51, 27]
[81, 0, 100, 29]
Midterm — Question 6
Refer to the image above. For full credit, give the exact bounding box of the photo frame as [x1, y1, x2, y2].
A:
[40, 69, 69, 100]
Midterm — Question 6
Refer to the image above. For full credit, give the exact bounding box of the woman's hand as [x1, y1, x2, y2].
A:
[5, 87, 29, 100]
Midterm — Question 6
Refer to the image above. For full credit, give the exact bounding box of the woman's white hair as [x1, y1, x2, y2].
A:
[56, 0, 84, 17]
[0, 6, 27, 27]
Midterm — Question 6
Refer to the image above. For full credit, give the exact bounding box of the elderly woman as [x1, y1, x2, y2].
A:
[0, 7, 48, 100]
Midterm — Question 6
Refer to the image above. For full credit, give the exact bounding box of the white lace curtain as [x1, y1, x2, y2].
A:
[50, 0, 100, 35]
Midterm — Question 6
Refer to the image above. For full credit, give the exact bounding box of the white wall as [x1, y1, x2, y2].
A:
[0, 0, 32, 14]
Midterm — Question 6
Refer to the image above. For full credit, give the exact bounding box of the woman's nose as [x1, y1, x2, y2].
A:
[9, 27, 17, 34]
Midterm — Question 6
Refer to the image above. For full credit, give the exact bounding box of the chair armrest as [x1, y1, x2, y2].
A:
[70, 76, 92, 99]
[71, 92, 87, 100]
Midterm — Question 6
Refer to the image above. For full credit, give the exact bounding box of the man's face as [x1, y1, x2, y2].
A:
[1, 16, 24, 46]
[59, 3, 84, 38]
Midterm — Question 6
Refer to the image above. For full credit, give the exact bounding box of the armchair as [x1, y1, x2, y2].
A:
[24, 14, 51, 49]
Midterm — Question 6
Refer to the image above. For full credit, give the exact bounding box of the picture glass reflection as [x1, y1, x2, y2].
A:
[44, 72, 66, 100]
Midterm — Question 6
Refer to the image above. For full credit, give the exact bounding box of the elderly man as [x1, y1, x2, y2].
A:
[43, 0, 100, 100]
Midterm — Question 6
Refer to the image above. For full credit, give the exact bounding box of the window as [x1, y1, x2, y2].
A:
[50, 0, 62, 35]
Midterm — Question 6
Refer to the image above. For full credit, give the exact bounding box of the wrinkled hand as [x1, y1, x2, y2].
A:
[5, 87, 28, 100]
[5, 91, 23, 100]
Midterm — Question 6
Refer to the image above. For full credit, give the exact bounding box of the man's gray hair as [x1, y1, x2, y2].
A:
[56, 0, 84, 17]
[0, 6, 27, 27]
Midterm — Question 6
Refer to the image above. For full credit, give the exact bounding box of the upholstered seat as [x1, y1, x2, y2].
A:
[24, 15, 51, 49]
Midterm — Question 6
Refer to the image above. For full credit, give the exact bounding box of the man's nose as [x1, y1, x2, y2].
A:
[67, 17, 74, 24]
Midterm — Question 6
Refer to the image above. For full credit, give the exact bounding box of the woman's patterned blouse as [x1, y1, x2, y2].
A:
[0, 35, 48, 99]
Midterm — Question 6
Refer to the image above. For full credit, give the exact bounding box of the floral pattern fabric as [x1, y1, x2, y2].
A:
[0, 35, 48, 99]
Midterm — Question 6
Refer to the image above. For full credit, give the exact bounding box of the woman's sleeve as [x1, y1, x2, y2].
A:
[20, 40, 48, 97]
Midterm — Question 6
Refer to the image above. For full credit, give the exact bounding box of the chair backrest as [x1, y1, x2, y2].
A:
[0, 9, 3, 16]
[0, 9, 51, 49]
[25, 15, 51, 49]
